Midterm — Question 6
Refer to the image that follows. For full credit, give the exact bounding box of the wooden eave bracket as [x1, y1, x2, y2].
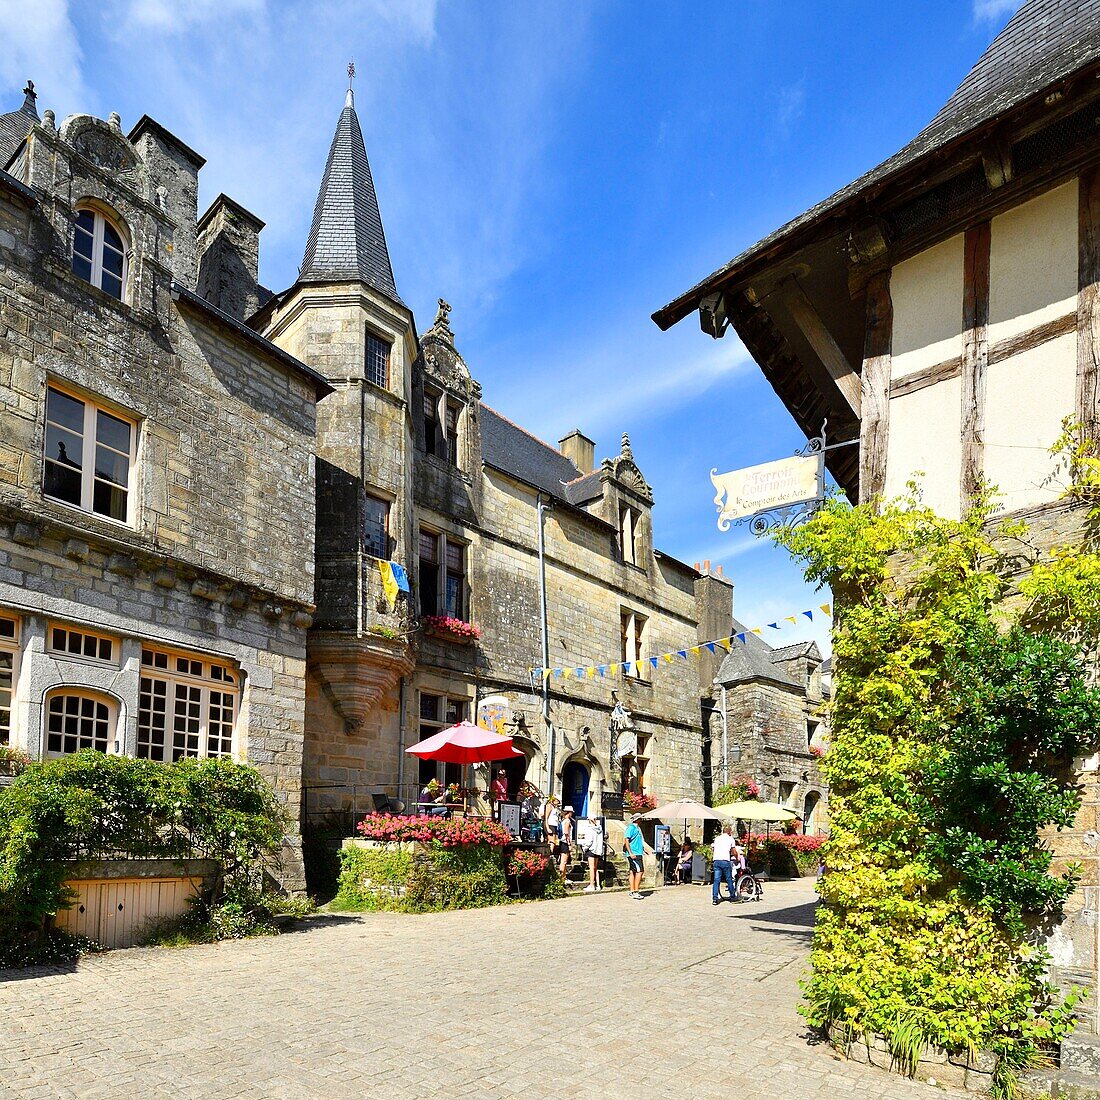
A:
[981, 137, 1014, 190]
[773, 277, 862, 417]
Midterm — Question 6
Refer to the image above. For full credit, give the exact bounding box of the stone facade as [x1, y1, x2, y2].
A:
[0, 101, 328, 889]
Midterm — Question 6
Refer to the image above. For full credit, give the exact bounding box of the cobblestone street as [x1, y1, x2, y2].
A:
[0, 878, 959, 1100]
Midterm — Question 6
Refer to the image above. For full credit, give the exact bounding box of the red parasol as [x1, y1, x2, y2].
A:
[404, 720, 524, 765]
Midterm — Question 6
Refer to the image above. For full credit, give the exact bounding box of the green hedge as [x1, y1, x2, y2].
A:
[332, 842, 509, 913]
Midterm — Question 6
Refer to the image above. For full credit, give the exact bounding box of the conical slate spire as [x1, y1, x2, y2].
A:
[300, 89, 402, 305]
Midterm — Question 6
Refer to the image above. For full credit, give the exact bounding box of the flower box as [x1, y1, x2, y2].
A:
[422, 615, 481, 644]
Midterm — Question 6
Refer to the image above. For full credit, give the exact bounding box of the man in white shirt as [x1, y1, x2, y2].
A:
[712, 824, 736, 906]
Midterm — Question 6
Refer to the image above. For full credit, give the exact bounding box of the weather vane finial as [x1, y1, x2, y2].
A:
[348, 61, 355, 89]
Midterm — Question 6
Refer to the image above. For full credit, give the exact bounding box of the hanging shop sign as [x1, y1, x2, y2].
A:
[477, 696, 510, 735]
[710, 453, 821, 530]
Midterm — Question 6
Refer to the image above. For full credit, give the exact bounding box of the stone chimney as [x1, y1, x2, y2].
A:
[129, 115, 206, 287]
[559, 429, 595, 474]
[196, 193, 264, 320]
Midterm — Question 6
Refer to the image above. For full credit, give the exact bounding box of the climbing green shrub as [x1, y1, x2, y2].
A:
[0, 750, 289, 964]
[777, 486, 1100, 1097]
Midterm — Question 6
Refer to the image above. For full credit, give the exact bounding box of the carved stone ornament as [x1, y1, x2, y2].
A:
[605, 432, 653, 501]
[60, 115, 138, 174]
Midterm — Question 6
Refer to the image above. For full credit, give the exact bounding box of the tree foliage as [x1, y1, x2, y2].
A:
[777, 485, 1100, 1095]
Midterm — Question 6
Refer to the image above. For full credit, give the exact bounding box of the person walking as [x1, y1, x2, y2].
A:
[542, 796, 561, 846]
[623, 812, 645, 898]
[712, 824, 736, 905]
[579, 815, 605, 892]
[558, 806, 575, 880]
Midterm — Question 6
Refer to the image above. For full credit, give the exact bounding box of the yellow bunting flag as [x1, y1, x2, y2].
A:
[609, 663, 619, 676]
[785, 616, 797, 624]
[718, 637, 732, 651]
[751, 628, 763, 635]
[820, 603, 832, 616]
[690, 646, 702, 656]
[542, 668, 552, 681]
[586, 667, 596, 679]
[563, 668, 573, 679]
[662, 653, 674, 664]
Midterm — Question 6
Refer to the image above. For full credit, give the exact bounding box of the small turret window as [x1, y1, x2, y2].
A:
[72, 207, 127, 301]
[366, 333, 390, 388]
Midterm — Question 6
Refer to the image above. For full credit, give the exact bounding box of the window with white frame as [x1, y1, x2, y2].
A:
[138, 646, 239, 762]
[366, 332, 390, 389]
[362, 494, 390, 559]
[45, 691, 117, 756]
[72, 207, 127, 301]
[418, 692, 467, 788]
[619, 505, 640, 566]
[418, 529, 467, 619]
[48, 623, 117, 664]
[43, 385, 135, 523]
[0, 615, 18, 747]
[620, 609, 647, 679]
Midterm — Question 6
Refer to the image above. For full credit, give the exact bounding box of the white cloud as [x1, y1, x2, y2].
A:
[775, 79, 805, 137]
[0, 0, 86, 118]
[118, 0, 265, 33]
[972, 0, 1021, 23]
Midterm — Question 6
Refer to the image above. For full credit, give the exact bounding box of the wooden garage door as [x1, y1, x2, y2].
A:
[55, 877, 200, 948]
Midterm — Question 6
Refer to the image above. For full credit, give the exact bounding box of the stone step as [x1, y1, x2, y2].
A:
[1023, 1068, 1100, 1100]
[1062, 1036, 1100, 1076]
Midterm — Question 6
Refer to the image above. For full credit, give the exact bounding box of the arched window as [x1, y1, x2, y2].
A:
[72, 206, 127, 301]
[45, 690, 117, 757]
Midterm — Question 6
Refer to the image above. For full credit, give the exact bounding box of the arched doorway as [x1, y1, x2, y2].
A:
[804, 790, 823, 835]
[498, 752, 528, 800]
[561, 759, 590, 818]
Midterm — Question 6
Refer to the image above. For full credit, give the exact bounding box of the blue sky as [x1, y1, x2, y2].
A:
[1, 0, 1024, 655]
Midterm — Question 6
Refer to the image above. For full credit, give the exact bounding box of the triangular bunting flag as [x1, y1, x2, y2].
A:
[689, 646, 702, 656]
[543, 669, 552, 681]
[751, 627, 763, 635]
[785, 616, 797, 624]
[598, 665, 608, 676]
[649, 657, 660, 669]
[677, 650, 689, 660]
[803, 610, 813, 620]
[767, 622, 780, 630]
[704, 642, 716, 654]
[718, 638, 732, 652]
[735, 632, 747, 643]
[563, 668, 573, 679]
[820, 603, 832, 616]
[609, 663, 619, 676]
[586, 667, 596, 679]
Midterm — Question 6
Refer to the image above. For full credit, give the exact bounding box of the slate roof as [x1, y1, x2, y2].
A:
[654, 0, 1100, 328]
[770, 640, 819, 662]
[300, 91, 402, 305]
[715, 621, 805, 688]
[0, 83, 39, 168]
[479, 404, 582, 498]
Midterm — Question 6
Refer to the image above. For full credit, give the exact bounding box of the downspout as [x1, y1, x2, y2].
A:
[720, 684, 729, 788]
[537, 493, 553, 795]
[397, 675, 407, 804]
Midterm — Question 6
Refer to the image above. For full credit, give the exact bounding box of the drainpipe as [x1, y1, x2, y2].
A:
[537, 493, 553, 796]
[720, 684, 729, 787]
[397, 675, 408, 805]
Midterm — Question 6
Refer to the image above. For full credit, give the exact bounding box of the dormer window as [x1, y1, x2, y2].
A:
[72, 207, 127, 301]
[424, 388, 442, 457]
[619, 505, 640, 566]
[445, 399, 461, 466]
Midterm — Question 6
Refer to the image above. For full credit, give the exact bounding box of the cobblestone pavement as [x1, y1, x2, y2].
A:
[1, 878, 961, 1100]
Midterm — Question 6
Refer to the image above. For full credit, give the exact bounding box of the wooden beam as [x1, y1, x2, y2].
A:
[890, 311, 1076, 399]
[858, 272, 892, 505]
[776, 277, 862, 416]
[1078, 166, 1100, 440]
[961, 221, 991, 513]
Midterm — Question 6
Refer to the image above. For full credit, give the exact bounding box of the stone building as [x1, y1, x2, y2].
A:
[654, 0, 1099, 1050]
[715, 627, 827, 833]
[244, 88, 751, 824]
[0, 86, 330, 888]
